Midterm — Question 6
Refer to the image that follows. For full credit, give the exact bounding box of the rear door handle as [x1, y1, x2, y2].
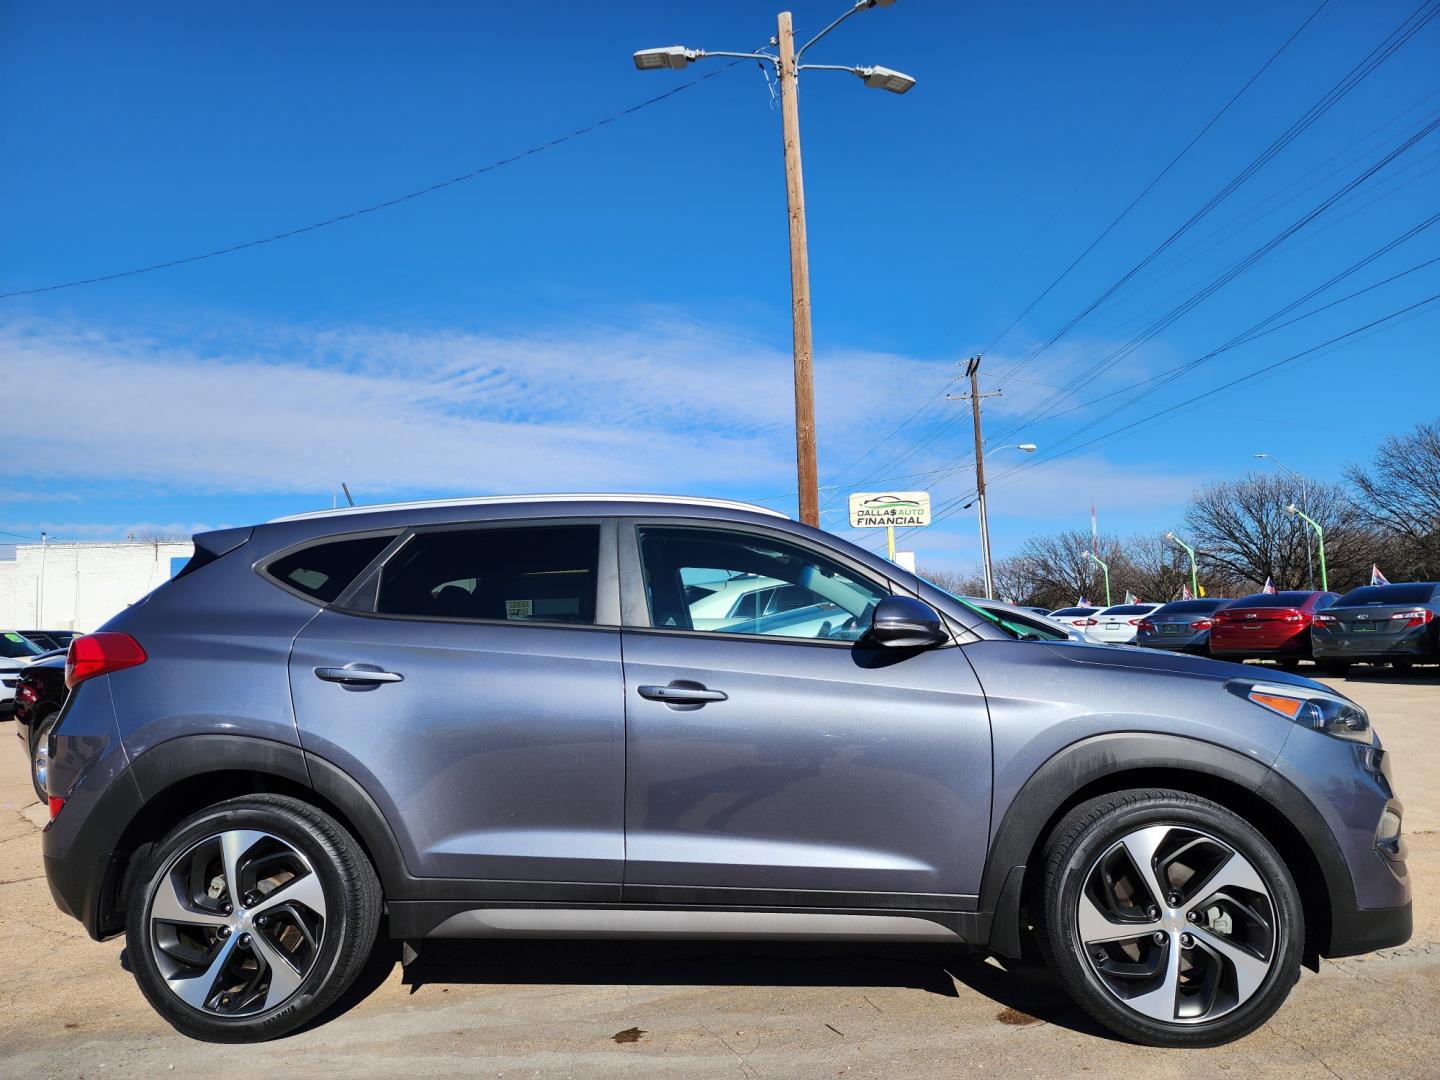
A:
[638, 682, 727, 704]
[314, 664, 404, 685]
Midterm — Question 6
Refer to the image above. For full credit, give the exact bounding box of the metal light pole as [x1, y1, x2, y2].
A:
[1164, 531, 1199, 598]
[1286, 504, 1328, 592]
[634, 2, 914, 527]
[1083, 550, 1112, 607]
[1255, 452, 1313, 589]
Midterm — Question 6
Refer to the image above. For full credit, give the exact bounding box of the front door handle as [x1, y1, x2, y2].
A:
[638, 682, 728, 705]
[315, 664, 404, 685]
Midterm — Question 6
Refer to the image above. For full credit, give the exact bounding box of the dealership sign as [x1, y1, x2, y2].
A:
[848, 491, 932, 529]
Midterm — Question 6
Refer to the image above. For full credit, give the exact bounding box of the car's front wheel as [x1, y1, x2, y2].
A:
[125, 794, 381, 1042]
[1039, 789, 1303, 1047]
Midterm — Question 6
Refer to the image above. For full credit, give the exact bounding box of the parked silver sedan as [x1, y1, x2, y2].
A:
[1134, 598, 1232, 654]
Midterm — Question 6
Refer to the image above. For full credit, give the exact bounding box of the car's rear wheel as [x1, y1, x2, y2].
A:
[27, 708, 60, 803]
[126, 794, 381, 1042]
[1039, 789, 1303, 1047]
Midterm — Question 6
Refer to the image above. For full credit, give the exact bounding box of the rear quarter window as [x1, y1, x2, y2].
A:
[263, 535, 396, 604]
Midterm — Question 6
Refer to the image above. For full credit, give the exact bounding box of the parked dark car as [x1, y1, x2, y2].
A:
[1311, 582, 1440, 673]
[1135, 598, 1231, 654]
[40, 496, 1408, 1047]
[17, 629, 77, 652]
[1207, 591, 1339, 667]
[13, 652, 66, 801]
[1, 630, 47, 718]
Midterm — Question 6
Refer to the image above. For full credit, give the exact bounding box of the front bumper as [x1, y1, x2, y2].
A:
[1327, 898, 1412, 957]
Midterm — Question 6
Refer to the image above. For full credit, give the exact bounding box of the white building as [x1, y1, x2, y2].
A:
[0, 539, 194, 633]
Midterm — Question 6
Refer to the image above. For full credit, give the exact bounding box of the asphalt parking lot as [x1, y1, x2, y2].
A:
[1, 671, 1436, 1079]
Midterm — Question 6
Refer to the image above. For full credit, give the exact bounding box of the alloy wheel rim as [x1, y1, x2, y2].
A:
[1077, 824, 1277, 1025]
[148, 829, 327, 1017]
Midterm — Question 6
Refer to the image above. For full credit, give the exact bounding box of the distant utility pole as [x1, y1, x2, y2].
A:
[948, 356, 1004, 599]
[632, 3, 916, 527]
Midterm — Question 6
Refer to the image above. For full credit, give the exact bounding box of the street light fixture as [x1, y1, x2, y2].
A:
[1164, 531, 1200, 599]
[1083, 550, 1112, 607]
[1256, 452, 1314, 589]
[1285, 504, 1329, 592]
[633, 1, 913, 528]
[631, 46, 698, 70]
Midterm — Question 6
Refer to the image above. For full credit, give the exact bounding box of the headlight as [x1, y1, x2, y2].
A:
[1226, 679, 1372, 743]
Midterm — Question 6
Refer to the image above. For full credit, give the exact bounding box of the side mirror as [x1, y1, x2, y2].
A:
[869, 596, 948, 648]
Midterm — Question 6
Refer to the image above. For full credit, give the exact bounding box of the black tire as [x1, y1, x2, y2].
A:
[1038, 789, 1303, 1047]
[27, 708, 60, 804]
[125, 794, 381, 1042]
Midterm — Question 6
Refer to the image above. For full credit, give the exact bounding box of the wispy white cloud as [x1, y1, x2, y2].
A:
[5, 314, 960, 502]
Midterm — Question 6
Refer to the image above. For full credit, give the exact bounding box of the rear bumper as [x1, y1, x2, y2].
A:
[1312, 634, 1432, 660]
[1209, 634, 1309, 658]
[1136, 636, 1207, 652]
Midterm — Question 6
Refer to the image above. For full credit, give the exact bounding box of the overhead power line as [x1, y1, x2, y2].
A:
[0, 64, 741, 301]
[982, 0, 1336, 366]
[994, 0, 1440, 388]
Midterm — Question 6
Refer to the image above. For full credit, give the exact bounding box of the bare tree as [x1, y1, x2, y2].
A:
[1114, 535, 1189, 603]
[1183, 473, 1374, 593]
[1345, 419, 1440, 578]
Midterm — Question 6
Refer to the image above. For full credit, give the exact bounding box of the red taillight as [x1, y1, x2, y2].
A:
[1191, 619, 1213, 630]
[1127, 618, 1143, 626]
[48, 796, 65, 819]
[1136, 620, 1155, 632]
[65, 632, 147, 689]
[16, 683, 37, 703]
[1314, 613, 1337, 624]
[1280, 610, 1307, 624]
[1390, 608, 1434, 628]
[1076, 618, 1097, 626]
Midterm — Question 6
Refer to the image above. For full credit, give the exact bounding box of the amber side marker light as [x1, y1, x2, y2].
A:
[1248, 690, 1304, 719]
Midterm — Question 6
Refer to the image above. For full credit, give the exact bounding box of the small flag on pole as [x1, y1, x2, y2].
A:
[1077, 595, 1089, 607]
[1371, 564, 1390, 586]
[1181, 583, 1193, 600]
[1262, 576, 1277, 594]
[1124, 590, 1138, 604]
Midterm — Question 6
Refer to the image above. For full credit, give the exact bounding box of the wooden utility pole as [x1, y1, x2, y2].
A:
[777, 11, 819, 527]
[949, 356, 1004, 599]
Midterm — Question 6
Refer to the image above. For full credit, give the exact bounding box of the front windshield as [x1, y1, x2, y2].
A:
[918, 578, 1042, 641]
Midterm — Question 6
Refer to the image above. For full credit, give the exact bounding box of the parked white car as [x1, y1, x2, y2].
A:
[1086, 603, 1162, 645]
[1048, 606, 1102, 639]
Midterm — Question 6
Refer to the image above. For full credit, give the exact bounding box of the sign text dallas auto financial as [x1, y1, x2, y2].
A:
[847, 491, 932, 529]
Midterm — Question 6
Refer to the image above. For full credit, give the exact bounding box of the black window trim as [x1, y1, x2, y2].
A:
[616, 517, 956, 650]
[329, 516, 621, 630]
[255, 528, 407, 607]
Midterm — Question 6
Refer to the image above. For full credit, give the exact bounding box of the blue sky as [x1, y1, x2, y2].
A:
[3, 0, 1437, 570]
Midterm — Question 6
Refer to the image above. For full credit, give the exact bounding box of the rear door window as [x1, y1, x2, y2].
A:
[264, 535, 396, 604]
[375, 525, 600, 625]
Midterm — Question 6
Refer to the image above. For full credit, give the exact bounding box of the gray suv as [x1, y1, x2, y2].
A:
[40, 496, 1409, 1046]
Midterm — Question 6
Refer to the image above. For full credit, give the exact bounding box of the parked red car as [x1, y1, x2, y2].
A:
[1207, 590, 1340, 667]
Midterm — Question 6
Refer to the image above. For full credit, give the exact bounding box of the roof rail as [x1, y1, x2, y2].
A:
[269, 493, 789, 523]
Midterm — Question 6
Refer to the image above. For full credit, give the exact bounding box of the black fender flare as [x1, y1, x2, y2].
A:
[125, 734, 412, 898]
[980, 732, 1355, 957]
